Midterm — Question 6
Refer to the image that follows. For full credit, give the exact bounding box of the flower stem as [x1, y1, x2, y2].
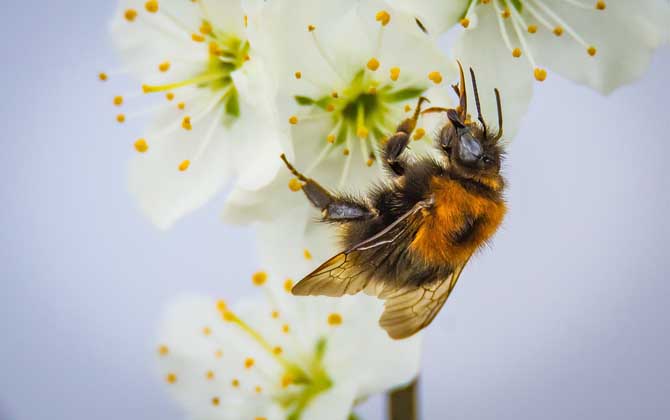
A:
[387, 377, 419, 420]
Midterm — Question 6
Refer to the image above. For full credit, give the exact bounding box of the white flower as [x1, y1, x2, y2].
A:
[390, 0, 670, 139]
[107, 0, 282, 229]
[155, 272, 421, 420]
[222, 0, 455, 225]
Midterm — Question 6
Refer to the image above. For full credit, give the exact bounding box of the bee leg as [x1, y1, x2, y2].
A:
[384, 96, 430, 176]
[281, 154, 375, 222]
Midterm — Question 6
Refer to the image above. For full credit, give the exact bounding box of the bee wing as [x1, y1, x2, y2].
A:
[292, 198, 433, 298]
[379, 260, 469, 339]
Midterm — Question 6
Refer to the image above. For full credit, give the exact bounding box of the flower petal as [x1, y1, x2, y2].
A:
[527, 0, 670, 94]
[386, 0, 470, 34]
[300, 382, 358, 420]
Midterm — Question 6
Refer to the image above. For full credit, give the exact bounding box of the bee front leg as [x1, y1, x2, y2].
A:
[280, 154, 376, 222]
[383, 96, 430, 176]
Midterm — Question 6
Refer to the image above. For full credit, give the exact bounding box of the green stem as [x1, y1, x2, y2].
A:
[387, 378, 419, 420]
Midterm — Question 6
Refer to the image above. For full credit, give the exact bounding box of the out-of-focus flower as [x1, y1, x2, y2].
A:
[156, 271, 421, 420]
[106, 0, 282, 229]
[390, 0, 670, 139]
[222, 0, 455, 226]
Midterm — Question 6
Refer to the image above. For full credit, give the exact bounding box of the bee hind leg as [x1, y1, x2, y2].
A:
[383, 96, 430, 176]
[280, 154, 376, 222]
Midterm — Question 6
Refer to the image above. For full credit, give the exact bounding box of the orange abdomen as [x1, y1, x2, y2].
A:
[410, 177, 506, 266]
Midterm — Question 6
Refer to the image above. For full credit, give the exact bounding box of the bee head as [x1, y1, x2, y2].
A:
[430, 64, 504, 178]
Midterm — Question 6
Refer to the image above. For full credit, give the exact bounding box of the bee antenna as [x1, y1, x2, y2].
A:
[456, 61, 467, 120]
[493, 88, 503, 142]
[468, 67, 487, 139]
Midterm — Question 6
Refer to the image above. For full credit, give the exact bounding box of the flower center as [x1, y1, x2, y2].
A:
[142, 23, 249, 120]
[460, 0, 606, 81]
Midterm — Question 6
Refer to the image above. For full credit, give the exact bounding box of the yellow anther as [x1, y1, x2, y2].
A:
[231, 378, 240, 388]
[413, 128, 426, 140]
[367, 58, 380, 71]
[222, 310, 236, 322]
[113, 96, 123, 106]
[192, 33, 205, 42]
[158, 345, 169, 356]
[327, 134, 336, 143]
[501, 8, 510, 19]
[328, 313, 343, 326]
[216, 299, 227, 312]
[307, 24, 316, 32]
[244, 358, 255, 369]
[288, 178, 303, 192]
[271, 310, 280, 319]
[244, 54, 250, 62]
[166, 373, 177, 384]
[206, 370, 215, 380]
[252, 271, 268, 286]
[534, 68, 547, 82]
[288, 115, 298, 125]
[366, 158, 374, 167]
[145, 1, 159, 13]
[343, 148, 350, 156]
[124, 9, 138, 22]
[553, 26, 564, 36]
[134, 139, 149, 153]
[375, 10, 391, 26]
[273, 346, 283, 355]
[116, 114, 126, 123]
[178, 160, 191, 172]
[283, 279, 294, 292]
[404, 104, 411, 112]
[512, 48, 522, 58]
[178, 102, 186, 110]
[390, 67, 400, 81]
[208, 42, 221, 56]
[528, 24, 538, 34]
[166, 92, 175, 101]
[331, 91, 339, 98]
[482, 0, 490, 3]
[255, 386, 263, 394]
[215, 349, 223, 358]
[182, 116, 192, 130]
[98, 72, 108, 81]
[281, 374, 293, 388]
[244, 15, 248, 27]
[256, 417, 267, 420]
[199, 21, 212, 35]
[326, 103, 336, 112]
[304, 249, 312, 260]
[428, 71, 443, 84]
[587, 46, 597, 56]
[158, 61, 170, 72]
[460, 18, 470, 28]
[357, 126, 369, 139]
[595, 1, 606, 10]
[211, 397, 220, 406]
[203, 326, 212, 336]
[282, 324, 290, 333]
[368, 86, 377, 94]
[294, 71, 302, 79]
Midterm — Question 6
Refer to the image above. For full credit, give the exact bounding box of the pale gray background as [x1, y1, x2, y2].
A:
[1, 1, 669, 420]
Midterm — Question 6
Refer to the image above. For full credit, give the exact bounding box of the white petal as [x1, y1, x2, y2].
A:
[386, 0, 470, 34]
[200, 0, 245, 35]
[300, 382, 358, 420]
[323, 295, 423, 397]
[527, 0, 670, 93]
[127, 91, 233, 229]
[453, 5, 533, 141]
[156, 295, 285, 420]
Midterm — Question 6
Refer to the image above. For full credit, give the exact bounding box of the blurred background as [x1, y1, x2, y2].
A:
[1, 1, 669, 419]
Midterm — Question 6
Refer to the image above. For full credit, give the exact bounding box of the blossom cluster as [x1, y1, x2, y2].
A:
[101, 0, 668, 419]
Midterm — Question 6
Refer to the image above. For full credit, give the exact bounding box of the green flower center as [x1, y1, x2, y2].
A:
[295, 69, 425, 162]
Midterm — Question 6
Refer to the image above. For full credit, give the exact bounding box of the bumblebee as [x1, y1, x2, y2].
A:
[281, 64, 506, 339]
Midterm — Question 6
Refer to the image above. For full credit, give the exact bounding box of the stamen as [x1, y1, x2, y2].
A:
[145, 1, 159, 13]
[294, 71, 302, 79]
[98, 72, 108, 81]
[507, 3, 547, 82]
[428, 71, 443, 84]
[178, 160, 191, 171]
[124, 9, 138, 22]
[528, 0, 595, 53]
[375, 10, 391, 26]
[461, 18, 470, 28]
[158, 345, 169, 356]
[413, 128, 426, 140]
[367, 58, 380, 71]
[134, 138, 149, 153]
[166, 373, 177, 384]
[304, 249, 312, 260]
[527, 24, 538, 33]
[283, 279, 293, 292]
[191, 33, 206, 43]
[142, 71, 225, 93]
[553, 26, 564, 36]
[289, 116, 299, 125]
[596, 1, 606, 10]
[206, 370, 215, 380]
[390, 67, 400, 81]
[202, 326, 212, 336]
[113, 96, 124, 106]
[252, 271, 268, 286]
[181, 116, 192, 130]
[327, 313, 343, 326]
[493, 0, 515, 52]
[512, 47, 522, 58]
[158, 61, 171, 72]
[211, 397, 220, 406]
[116, 114, 126, 123]
[244, 357, 255, 369]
